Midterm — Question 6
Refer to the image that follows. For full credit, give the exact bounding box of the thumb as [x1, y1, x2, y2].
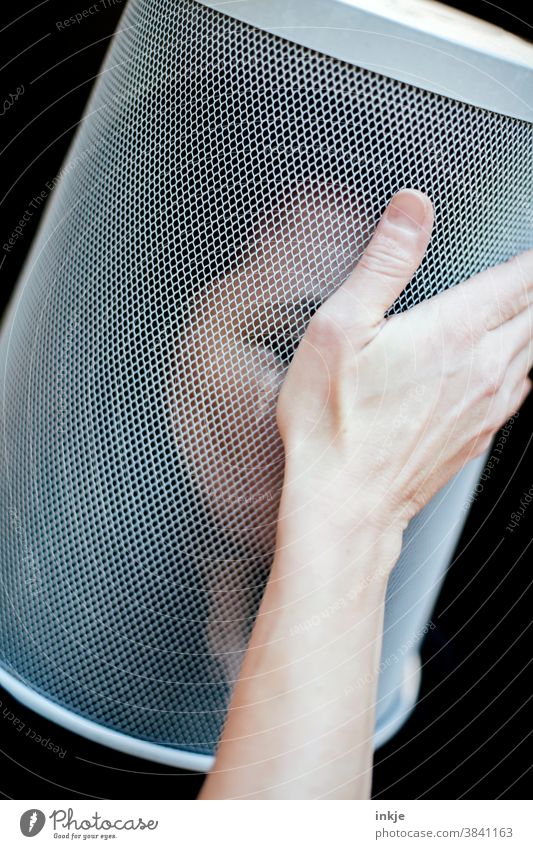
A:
[321, 189, 434, 345]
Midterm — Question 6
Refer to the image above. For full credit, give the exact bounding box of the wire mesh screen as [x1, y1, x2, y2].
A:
[1, 0, 532, 760]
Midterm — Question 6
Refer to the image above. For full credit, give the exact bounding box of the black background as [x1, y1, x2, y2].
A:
[0, 0, 532, 800]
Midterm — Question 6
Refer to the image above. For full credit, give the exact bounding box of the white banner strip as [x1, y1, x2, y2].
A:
[1, 800, 533, 848]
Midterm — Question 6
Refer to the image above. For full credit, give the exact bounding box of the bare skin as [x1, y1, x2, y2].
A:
[197, 189, 533, 799]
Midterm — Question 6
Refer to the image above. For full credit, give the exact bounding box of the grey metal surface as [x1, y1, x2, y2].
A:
[198, 0, 533, 122]
[1, 0, 532, 767]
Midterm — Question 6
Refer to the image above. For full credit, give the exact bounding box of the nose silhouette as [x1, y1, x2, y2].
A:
[171, 181, 363, 538]
[170, 180, 363, 677]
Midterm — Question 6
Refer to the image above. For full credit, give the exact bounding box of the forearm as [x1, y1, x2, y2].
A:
[200, 473, 402, 800]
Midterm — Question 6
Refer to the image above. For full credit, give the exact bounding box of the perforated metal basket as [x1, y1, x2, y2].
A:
[1, 0, 532, 770]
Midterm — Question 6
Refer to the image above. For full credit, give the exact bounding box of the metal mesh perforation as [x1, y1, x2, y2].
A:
[1, 0, 532, 757]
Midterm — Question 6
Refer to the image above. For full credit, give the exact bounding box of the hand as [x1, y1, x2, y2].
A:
[277, 189, 533, 550]
[200, 188, 533, 801]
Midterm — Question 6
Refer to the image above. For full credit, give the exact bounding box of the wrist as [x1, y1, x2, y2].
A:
[267, 476, 403, 615]
[253, 519, 393, 662]
[279, 451, 406, 552]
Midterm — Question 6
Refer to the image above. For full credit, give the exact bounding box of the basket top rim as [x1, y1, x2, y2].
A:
[196, 0, 533, 123]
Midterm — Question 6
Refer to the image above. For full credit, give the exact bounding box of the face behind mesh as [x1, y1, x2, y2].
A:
[1, 0, 532, 758]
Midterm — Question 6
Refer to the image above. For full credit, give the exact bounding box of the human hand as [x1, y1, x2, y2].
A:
[277, 189, 533, 551]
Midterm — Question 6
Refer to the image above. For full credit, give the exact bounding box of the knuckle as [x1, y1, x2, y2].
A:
[478, 302, 497, 334]
[305, 309, 345, 352]
[480, 390, 509, 434]
[479, 370, 500, 398]
[475, 434, 493, 456]
[476, 355, 502, 397]
[498, 300, 518, 325]
[482, 409, 502, 436]
[358, 234, 417, 279]
[489, 407, 509, 435]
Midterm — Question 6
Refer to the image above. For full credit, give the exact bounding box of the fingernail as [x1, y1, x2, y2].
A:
[386, 191, 429, 233]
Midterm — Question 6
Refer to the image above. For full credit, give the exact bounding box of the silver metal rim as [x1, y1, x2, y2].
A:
[196, 0, 533, 123]
[0, 659, 420, 768]
[0, 667, 215, 773]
